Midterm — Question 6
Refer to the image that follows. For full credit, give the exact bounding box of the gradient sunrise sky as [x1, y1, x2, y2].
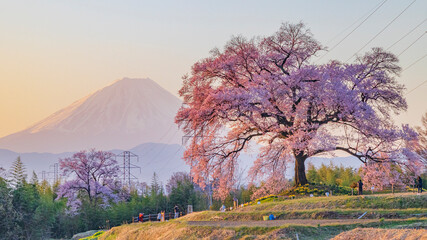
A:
[0, 0, 426, 138]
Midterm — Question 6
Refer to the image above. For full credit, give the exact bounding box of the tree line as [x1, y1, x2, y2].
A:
[1, 152, 424, 239]
[0, 152, 258, 239]
[0, 155, 212, 239]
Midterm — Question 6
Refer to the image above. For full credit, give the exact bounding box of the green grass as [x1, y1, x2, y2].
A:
[79, 231, 105, 240]
[100, 193, 427, 239]
[284, 219, 427, 240]
[238, 193, 427, 212]
[101, 217, 427, 240]
[185, 208, 426, 221]
[182, 218, 427, 240]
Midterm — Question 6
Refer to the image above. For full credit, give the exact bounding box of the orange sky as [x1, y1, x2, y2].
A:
[0, 0, 426, 138]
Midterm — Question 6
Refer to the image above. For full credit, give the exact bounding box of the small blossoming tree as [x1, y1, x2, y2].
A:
[360, 161, 404, 191]
[56, 149, 121, 213]
[415, 112, 427, 165]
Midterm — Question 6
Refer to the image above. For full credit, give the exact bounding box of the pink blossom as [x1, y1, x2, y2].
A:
[176, 22, 422, 199]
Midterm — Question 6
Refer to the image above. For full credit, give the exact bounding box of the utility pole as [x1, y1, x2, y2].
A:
[41, 171, 47, 182]
[49, 163, 59, 184]
[53, 163, 58, 183]
[116, 151, 140, 189]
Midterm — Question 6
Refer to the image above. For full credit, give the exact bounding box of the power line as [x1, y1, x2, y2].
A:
[315, 0, 388, 63]
[141, 128, 180, 169]
[141, 122, 176, 157]
[402, 53, 427, 72]
[140, 103, 184, 157]
[156, 145, 184, 173]
[397, 31, 426, 57]
[155, 130, 205, 175]
[346, 0, 417, 62]
[128, 121, 180, 175]
[324, 0, 388, 47]
[403, 53, 427, 95]
[406, 80, 427, 95]
[387, 18, 427, 50]
[150, 129, 179, 163]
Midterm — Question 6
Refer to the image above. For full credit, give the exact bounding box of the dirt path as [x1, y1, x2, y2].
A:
[187, 219, 385, 227]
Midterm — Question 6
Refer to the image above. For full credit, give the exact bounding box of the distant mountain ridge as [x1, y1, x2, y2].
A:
[0, 78, 183, 153]
[0, 77, 363, 184]
[0, 143, 187, 184]
[0, 146, 361, 184]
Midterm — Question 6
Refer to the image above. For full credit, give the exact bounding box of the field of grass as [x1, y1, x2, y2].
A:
[240, 193, 427, 212]
[99, 218, 427, 240]
[332, 228, 427, 240]
[99, 193, 426, 240]
[183, 208, 426, 221]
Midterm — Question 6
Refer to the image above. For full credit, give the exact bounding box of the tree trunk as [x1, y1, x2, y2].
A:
[294, 152, 308, 186]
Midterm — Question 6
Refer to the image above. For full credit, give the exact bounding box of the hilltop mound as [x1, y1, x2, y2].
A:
[100, 193, 427, 240]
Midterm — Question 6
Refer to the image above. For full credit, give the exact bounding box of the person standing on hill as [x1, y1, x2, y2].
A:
[358, 180, 363, 195]
[417, 176, 423, 193]
[174, 205, 179, 219]
[233, 197, 238, 209]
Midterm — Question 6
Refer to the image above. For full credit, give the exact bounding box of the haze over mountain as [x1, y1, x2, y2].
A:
[0, 143, 188, 184]
[0, 77, 363, 184]
[0, 145, 361, 185]
[0, 78, 183, 153]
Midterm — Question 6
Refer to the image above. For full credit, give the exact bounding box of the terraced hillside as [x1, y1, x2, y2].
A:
[100, 193, 427, 240]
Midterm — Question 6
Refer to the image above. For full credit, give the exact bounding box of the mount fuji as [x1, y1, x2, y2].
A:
[0, 78, 183, 153]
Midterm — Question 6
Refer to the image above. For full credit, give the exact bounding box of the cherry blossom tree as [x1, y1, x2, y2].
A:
[56, 149, 121, 213]
[176, 22, 421, 199]
[415, 112, 427, 165]
[250, 173, 291, 200]
[166, 172, 192, 195]
[360, 157, 406, 192]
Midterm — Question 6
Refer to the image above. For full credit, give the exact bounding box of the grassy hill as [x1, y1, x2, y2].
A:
[99, 193, 427, 240]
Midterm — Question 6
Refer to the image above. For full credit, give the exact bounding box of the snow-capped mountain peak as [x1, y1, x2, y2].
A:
[0, 78, 183, 153]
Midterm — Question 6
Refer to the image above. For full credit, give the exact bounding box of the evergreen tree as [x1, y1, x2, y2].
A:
[9, 156, 27, 188]
[0, 177, 20, 239]
[169, 175, 196, 212]
[12, 182, 40, 239]
[0, 166, 6, 179]
[150, 172, 162, 196]
[32, 181, 63, 239]
[30, 171, 39, 186]
[149, 173, 167, 212]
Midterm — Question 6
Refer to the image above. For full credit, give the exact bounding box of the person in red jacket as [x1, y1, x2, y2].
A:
[139, 213, 144, 222]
